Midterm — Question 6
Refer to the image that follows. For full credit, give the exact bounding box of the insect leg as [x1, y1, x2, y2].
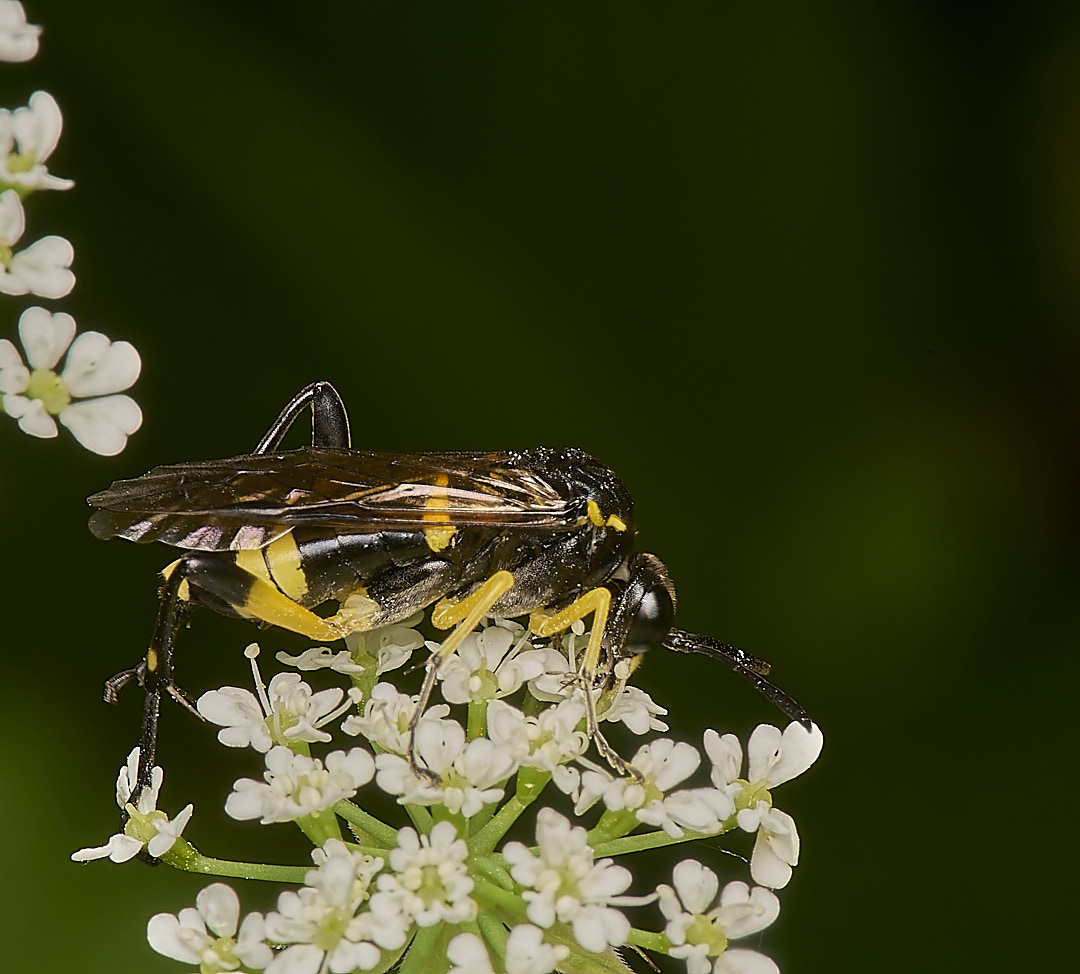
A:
[407, 571, 515, 781]
[254, 380, 351, 453]
[529, 587, 641, 779]
[104, 558, 194, 802]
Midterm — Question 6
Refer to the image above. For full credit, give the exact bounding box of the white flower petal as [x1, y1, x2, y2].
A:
[61, 331, 141, 396]
[448, 932, 495, 974]
[0, 188, 24, 242]
[18, 306, 75, 369]
[13, 91, 62, 160]
[715, 949, 780, 974]
[0, 3, 41, 62]
[4, 393, 57, 437]
[146, 913, 201, 964]
[7, 235, 74, 297]
[0, 339, 29, 393]
[196, 883, 241, 938]
[671, 859, 720, 916]
[716, 882, 781, 939]
[59, 394, 142, 455]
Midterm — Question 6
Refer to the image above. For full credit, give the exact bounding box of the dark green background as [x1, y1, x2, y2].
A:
[3, 3, 1077, 971]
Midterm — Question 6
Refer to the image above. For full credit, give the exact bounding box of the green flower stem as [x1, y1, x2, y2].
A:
[591, 822, 733, 859]
[587, 809, 640, 846]
[467, 799, 498, 835]
[469, 852, 515, 891]
[468, 699, 486, 739]
[469, 791, 536, 855]
[162, 841, 307, 883]
[542, 924, 637, 974]
[397, 922, 446, 974]
[365, 941, 409, 974]
[625, 928, 670, 952]
[472, 876, 529, 920]
[478, 910, 510, 964]
[294, 807, 342, 845]
[333, 799, 399, 847]
[404, 801, 434, 834]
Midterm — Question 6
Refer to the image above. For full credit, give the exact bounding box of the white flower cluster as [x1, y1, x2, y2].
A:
[0, 8, 142, 454]
[76, 615, 823, 974]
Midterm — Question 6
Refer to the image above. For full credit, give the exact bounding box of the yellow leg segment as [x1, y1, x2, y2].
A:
[430, 570, 514, 657]
[410, 571, 515, 782]
[529, 586, 611, 675]
[529, 586, 641, 780]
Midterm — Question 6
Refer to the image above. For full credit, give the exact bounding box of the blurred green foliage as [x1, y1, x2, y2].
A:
[2, 3, 1077, 971]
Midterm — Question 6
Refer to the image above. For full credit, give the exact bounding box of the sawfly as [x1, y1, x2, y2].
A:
[89, 381, 810, 795]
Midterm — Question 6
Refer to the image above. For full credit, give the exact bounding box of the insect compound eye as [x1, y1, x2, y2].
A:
[622, 556, 676, 654]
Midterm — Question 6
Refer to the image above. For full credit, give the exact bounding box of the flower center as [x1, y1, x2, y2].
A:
[418, 864, 447, 907]
[5, 152, 36, 176]
[733, 778, 773, 813]
[685, 914, 728, 956]
[312, 909, 351, 952]
[26, 369, 71, 414]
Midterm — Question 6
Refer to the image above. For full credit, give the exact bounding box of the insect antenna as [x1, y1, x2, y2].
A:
[663, 628, 813, 728]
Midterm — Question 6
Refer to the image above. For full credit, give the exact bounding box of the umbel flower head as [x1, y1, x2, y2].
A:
[0, 305, 141, 454]
[74, 612, 823, 974]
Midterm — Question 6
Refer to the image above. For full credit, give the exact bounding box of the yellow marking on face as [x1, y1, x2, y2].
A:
[587, 500, 627, 532]
[424, 472, 457, 552]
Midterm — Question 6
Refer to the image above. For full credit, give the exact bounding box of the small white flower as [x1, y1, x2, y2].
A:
[148, 883, 272, 972]
[704, 722, 823, 888]
[264, 839, 383, 974]
[225, 745, 375, 824]
[340, 681, 450, 753]
[447, 932, 495, 974]
[279, 619, 425, 676]
[503, 808, 633, 953]
[0, 90, 73, 189]
[0, 306, 141, 454]
[601, 739, 734, 839]
[486, 697, 589, 774]
[0, 2, 40, 62]
[602, 684, 669, 734]
[436, 625, 547, 704]
[276, 644, 365, 675]
[72, 748, 193, 863]
[0, 188, 73, 297]
[198, 647, 353, 753]
[658, 861, 780, 974]
[447, 925, 569, 974]
[198, 685, 273, 751]
[522, 646, 575, 701]
[375, 719, 517, 816]
[365, 821, 476, 932]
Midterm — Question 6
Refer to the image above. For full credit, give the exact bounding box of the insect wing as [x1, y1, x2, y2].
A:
[88, 448, 576, 551]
